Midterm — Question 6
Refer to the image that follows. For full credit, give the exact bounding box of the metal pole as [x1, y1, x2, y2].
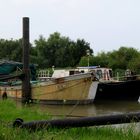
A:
[88, 56, 89, 67]
[22, 17, 31, 103]
[86, 49, 90, 67]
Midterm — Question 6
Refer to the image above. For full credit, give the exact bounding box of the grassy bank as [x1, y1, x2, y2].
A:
[0, 99, 140, 140]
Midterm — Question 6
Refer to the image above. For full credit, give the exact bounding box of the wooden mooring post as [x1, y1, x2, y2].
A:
[22, 17, 31, 103]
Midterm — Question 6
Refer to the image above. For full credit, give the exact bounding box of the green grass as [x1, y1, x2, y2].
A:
[0, 99, 140, 140]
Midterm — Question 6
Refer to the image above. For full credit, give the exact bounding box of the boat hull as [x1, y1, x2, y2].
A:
[95, 80, 140, 101]
[0, 73, 98, 104]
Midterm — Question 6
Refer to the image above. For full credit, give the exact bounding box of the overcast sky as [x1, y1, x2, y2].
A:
[0, 0, 140, 55]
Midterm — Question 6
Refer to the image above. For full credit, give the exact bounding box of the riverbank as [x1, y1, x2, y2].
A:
[0, 99, 140, 140]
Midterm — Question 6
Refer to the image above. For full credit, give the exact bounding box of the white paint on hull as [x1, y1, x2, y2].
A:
[88, 81, 98, 100]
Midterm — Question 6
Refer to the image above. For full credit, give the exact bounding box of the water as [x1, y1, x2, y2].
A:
[16, 99, 140, 132]
[31, 100, 140, 117]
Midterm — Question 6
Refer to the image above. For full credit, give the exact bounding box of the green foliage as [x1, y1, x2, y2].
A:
[78, 56, 94, 66]
[33, 32, 92, 68]
[0, 99, 51, 121]
[107, 47, 139, 70]
[0, 33, 92, 69]
[0, 39, 22, 61]
[79, 47, 140, 75]
[0, 100, 140, 140]
[91, 51, 109, 67]
[79, 51, 110, 68]
[1, 34, 140, 74]
[127, 55, 140, 74]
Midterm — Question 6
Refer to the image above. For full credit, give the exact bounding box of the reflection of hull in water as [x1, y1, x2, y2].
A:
[0, 73, 98, 105]
[95, 80, 140, 101]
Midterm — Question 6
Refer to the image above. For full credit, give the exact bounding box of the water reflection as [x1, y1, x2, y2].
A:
[30, 100, 140, 117]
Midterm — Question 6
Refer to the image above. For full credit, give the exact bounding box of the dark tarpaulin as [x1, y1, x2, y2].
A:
[0, 60, 36, 80]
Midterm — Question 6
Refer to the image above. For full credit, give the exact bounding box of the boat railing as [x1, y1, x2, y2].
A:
[37, 70, 51, 81]
[112, 74, 140, 81]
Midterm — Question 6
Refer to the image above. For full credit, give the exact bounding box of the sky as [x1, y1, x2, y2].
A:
[0, 0, 140, 55]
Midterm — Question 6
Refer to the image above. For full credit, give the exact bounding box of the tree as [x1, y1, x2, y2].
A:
[79, 51, 109, 67]
[79, 56, 94, 66]
[92, 52, 109, 67]
[108, 47, 139, 70]
[73, 39, 92, 66]
[33, 32, 93, 68]
[0, 39, 22, 61]
[33, 35, 48, 68]
[128, 55, 140, 73]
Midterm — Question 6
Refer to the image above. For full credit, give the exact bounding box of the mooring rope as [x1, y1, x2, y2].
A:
[65, 79, 90, 117]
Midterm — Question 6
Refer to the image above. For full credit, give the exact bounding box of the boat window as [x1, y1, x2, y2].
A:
[69, 70, 80, 75]
[96, 70, 102, 79]
[80, 70, 85, 73]
[69, 71, 75, 75]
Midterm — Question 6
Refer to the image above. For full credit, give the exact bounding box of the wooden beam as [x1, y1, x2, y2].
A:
[22, 17, 31, 103]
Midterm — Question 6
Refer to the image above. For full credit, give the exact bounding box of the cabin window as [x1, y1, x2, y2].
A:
[69, 70, 80, 75]
[96, 70, 102, 79]
[69, 71, 75, 75]
[80, 70, 85, 73]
